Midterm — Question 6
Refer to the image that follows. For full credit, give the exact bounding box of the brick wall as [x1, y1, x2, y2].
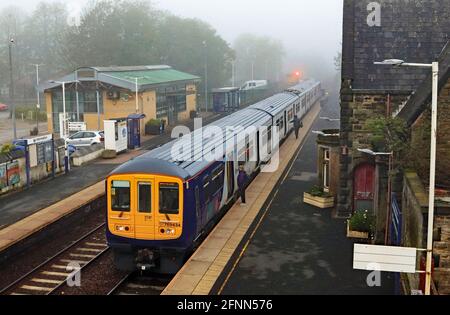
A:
[402, 171, 450, 295]
[339, 0, 450, 217]
[434, 214, 450, 294]
[410, 79, 450, 188]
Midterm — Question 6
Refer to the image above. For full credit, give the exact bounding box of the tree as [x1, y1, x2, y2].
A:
[61, 0, 160, 68]
[156, 15, 234, 90]
[233, 34, 284, 85]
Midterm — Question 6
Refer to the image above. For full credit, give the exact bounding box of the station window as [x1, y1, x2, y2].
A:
[111, 181, 130, 212]
[138, 182, 152, 213]
[159, 183, 179, 215]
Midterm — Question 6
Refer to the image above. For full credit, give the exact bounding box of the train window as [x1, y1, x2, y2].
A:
[138, 182, 152, 213]
[111, 181, 130, 212]
[159, 183, 179, 215]
[212, 165, 225, 192]
[288, 109, 293, 122]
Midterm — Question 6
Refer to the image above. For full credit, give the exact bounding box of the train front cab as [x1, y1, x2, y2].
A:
[106, 174, 186, 273]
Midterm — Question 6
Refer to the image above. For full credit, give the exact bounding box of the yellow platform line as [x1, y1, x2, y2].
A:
[162, 101, 321, 295]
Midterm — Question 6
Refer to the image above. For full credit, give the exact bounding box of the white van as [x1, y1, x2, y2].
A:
[240, 80, 268, 91]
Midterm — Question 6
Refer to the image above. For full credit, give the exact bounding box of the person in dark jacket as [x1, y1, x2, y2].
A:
[293, 116, 303, 139]
[237, 164, 250, 206]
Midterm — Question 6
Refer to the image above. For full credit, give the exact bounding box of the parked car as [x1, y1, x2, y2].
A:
[0, 103, 9, 111]
[66, 131, 104, 147]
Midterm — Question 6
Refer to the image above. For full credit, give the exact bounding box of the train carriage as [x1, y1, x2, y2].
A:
[106, 79, 322, 273]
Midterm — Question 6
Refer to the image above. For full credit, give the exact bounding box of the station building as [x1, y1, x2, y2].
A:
[42, 65, 200, 134]
[332, 0, 450, 294]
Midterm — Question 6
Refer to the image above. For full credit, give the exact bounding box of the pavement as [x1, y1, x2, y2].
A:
[219, 97, 395, 295]
[0, 112, 221, 229]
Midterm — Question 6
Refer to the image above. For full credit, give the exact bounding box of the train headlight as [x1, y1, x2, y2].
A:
[166, 229, 175, 235]
[116, 225, 130, 232]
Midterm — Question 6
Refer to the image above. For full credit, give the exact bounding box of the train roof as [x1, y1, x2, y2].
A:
[109, 79, 320, 180]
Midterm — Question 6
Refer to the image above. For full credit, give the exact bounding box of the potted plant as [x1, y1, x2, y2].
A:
[347, 210, 375, 239]
[303, 185, 335, 208]
[145, 119, 162, 135]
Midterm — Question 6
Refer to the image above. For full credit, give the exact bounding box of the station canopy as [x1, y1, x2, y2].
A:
[40, 65, 200, 92]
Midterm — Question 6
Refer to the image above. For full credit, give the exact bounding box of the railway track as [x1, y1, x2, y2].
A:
[0, 224, 108, 295]
[108, 273, 171, 295]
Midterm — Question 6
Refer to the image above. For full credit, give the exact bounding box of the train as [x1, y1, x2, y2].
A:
[106, 79, 322, 273]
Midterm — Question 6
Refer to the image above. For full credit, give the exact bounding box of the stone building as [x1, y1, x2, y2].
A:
[338, 0, 449, 220]
[398, 43, 450, 294]
[337, 0, 450, 294]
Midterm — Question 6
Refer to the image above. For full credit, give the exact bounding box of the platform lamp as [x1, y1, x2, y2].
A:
[32, 63, 44, 134]
[374, 59, 439, 295]
[134, 77, 145, 114]
[50, 79, 79, 174]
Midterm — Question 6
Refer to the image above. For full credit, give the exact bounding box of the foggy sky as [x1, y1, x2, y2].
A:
[1, 0, 343, 80]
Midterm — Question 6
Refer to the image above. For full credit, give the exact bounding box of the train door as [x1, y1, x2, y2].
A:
[108, 177, 135, 239]
[134, 178, 155, 240]
[226, 159, 235, 201]
[284, 111, 287, 136]
[195, 186, 202, 235]
[155, 177, 183, 240]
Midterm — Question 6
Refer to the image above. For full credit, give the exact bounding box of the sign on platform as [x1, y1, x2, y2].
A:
[26, 134, 53, 145]
[68, 122, 87, 132]
[353, 244, 417, 274]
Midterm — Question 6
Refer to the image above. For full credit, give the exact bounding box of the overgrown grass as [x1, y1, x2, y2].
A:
[13, 106, 47, 122]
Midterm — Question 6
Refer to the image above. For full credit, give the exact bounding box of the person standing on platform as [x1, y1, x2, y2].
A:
[238, 164, 249, 206]
[293, 116, 303, 139]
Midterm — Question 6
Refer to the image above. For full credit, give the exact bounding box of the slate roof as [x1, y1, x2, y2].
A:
[342, 0, 450, 91]
[397, 41, 450, 126]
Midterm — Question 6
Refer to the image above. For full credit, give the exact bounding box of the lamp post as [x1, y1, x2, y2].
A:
[232, 59, 236, 87]
[9, 36, 16, 140]
[320, 116, 341, 122]
[134, 77, 145, 114]
[203, 40, 208, 113]
[312, 130, 340, 137]
[32, 64, 44, 134]
[50, 80, 79, 174]
[374, 59, 439, 295]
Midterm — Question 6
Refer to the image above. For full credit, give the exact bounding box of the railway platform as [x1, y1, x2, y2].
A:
[162, 100, 395, 295]
[162, 101, 322, 295]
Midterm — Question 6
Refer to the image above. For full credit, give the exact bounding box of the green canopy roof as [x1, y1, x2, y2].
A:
[107, 69, 200, 86]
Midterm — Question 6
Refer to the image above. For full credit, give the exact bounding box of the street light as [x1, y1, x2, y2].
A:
[203, 40, 208, 113]
[312, 130, 340, 137]
[50, 79, 79, 174]
[9, 36, 16, 140]
[374, 59, 439, 295]
[32, 64, 44, 134]
[134, 77, 145, 114]
[320, 116, 341, 122]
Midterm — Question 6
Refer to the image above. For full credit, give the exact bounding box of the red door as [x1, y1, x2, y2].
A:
[353, 164, 375, 212]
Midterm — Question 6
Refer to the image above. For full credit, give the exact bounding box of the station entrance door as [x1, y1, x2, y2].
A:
[353, 163, 375, 213]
